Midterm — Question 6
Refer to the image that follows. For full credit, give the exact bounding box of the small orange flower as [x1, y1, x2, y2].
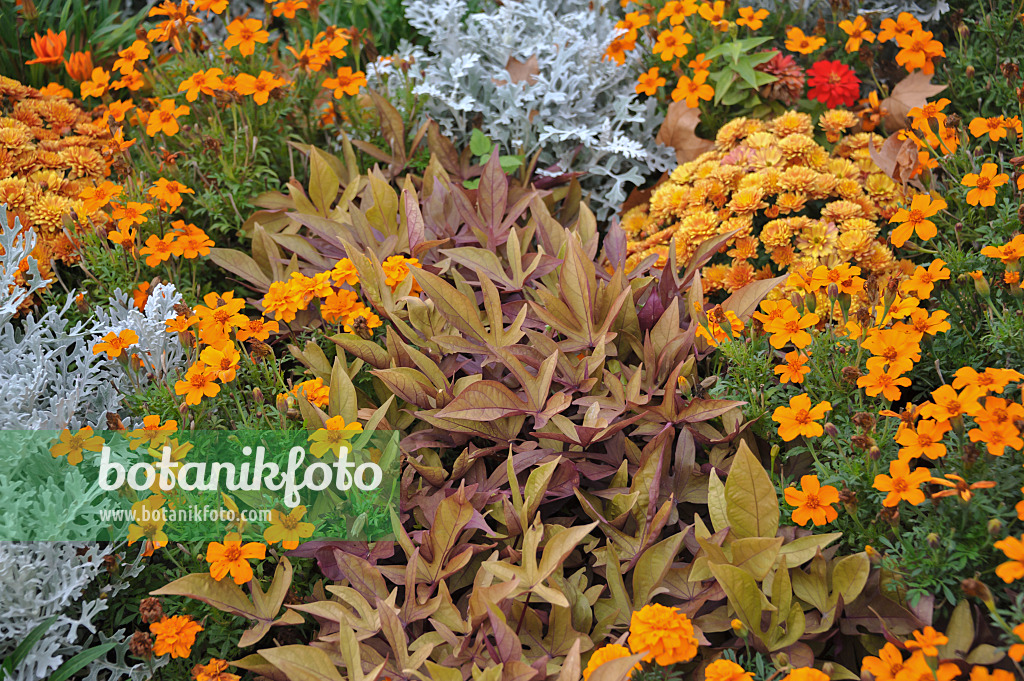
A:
[175, 363, 220, 405]
[149, 178, 194, 209]
[234, 70, 288, 105]
[772, 394, 832, 441]
[271, 0, 308, 18]
[736, 7, 768, 30]
[653, 26, 692, 61]
[146, 100, 190, 137]
[80, 67, 111, 99]
[774, 351, 810, 384]
[888, 194, 946, 248]
[873, 459, 930, 507]
[785, 26, 826, 54]
[839, 16, 875, 52]
[65, 51, 94, 81]
[111, 201, 153, 230]
[784, 475, 839, 526]
[636, 67, 666, 96]
[962, 163, 1009, 207]
[672, 71, 714, 107]
[150, 615, 203, 659]
[323, 66, 366, 98]
[26, 29, 67, 65]
[178, 68, 223, 101]
[113, 40, 150, 75]
[995, 535, 1024, 583]
[93, 329, 139, 359]
[224, 17, 269, 56]
[206, 536, 266, 584]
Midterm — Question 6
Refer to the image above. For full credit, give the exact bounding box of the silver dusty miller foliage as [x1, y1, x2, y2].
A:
[0, 203, 180, 679]
[386, 0, 674, 220]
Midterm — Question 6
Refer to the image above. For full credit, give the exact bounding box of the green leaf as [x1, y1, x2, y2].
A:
[309, 147, 340, 215]
[260, 645, 346, 681]
[1, 615, 57, 675]
[723, 441, 779, 539]
[48, 643, 118, 681]
[470, 129, 492, 156]
[632, 532, 685, 607]
[707, 470, 729, 534]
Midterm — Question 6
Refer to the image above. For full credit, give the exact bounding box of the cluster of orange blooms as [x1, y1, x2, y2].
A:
[0, 76, 121, 279]
[623, 110, 907, 300]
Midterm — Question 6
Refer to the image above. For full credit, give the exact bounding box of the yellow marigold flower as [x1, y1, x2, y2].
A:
[627, 604, 698, 666]
[308, 415, 364, 458]
[150, 615, 203, 659]
[582, 644, 638, 681]
[264, 505, 315, 549]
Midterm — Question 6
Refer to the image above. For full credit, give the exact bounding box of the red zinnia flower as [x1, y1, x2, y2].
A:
[806, 60, 861, 108]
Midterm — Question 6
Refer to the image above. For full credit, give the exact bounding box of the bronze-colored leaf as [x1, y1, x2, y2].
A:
[493, 55, 539, 86]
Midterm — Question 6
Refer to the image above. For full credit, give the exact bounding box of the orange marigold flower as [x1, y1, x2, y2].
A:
[857, 367, 912, 402]
[65, 50, 94, 81]
[149, 178, 195, 209]
[627, 604, 698, 666]
[919, 384, 983, 422]
[50, 427, 105, 466]
[895, 29, 945, 74]
[192, 658, 240, 681]
[995, 535, 1024, 583]
[582, 644, 638, 681]
[603, 35, 637, 65]
[672, 71, 714, 107]
[178, 67, 223, 101]
[862, 328, 921, 376]
[931, 473, 996, 501]
[878, 12, 921, 42]
[888, 194, 946, 248]
[782, 669, 829, 681]
[636, 67, 666, 96]
[765, 308, 818, 349]
[175, 363, 220, 405]
[905, 627, 948, 657]
[705, 659, 754, 681]
[93, 329, 139, 359]
[107, 99, 135, 123]
[111, 201, 153, 230]
[272, 0, 308, 18]
[969, 116, 1009, 141]
[323, 66, 367, 98]
[146, 100, 190, 137]
[896, 418, 950, 461]
[772, 394, 831, 441]
[225, 17, 269, 56]
[150, 615, 203, 658]
[785, 26, 826, 54]
[653, 26, 692, 61]
[80, 67, 111, 99]
[873, 458, 930, 507]
[784, 474, 839, 526]
[113, 40, 150, 75]
[774, 351, 810, 384]
[736, 7, 768, 30]
[26, 29, 67, 65]
[900, 259, 949, 299]
[234, 70, 288, 105]
[839, 16, 875, 52]
[80, 181, 123, 214]
[1010, 623, 1024, 662]
[657, 0, 699, 24]
[962, 163, 1009, 207]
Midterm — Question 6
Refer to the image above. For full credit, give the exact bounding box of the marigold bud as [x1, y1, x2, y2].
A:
[774, 652, 790, 669]
[927, 532, 940, 549]
[962, 577, 994, 607]
[730, 618, 747, 637]
[965, 65, 975, 78]
[869, 445, 881, 460]
[139, 597, 163, 623]
[824, 422, 839, 438]
[128, 630, 153, 659]
[988, 518, 1004, 537]
[253, 387, 265, 405]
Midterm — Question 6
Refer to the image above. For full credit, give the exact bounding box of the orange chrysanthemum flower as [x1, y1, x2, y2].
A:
[627, 604, 698, 666]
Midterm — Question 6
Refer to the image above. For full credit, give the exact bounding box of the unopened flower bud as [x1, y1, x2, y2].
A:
[827, 283, 839, 299]
[774, 652, 790, 669]
[927, 532, 941, 549]
[824, 422, 839, 438]
[869, 446, 881, 461]
[865, 544, 881, 564]
[731, 618, 747, 637]
[988, 518, 1004, 537]
[962, 577, 994, 607]
[253, 387, 265, 405]
[965, 65, 975, 78]
[178, 400, 189, 417]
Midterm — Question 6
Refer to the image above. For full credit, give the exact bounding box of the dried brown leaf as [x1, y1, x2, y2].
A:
[493, 55, 540, 86]
[656, 102, 715, 164]
[880, 72, 947, 133]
